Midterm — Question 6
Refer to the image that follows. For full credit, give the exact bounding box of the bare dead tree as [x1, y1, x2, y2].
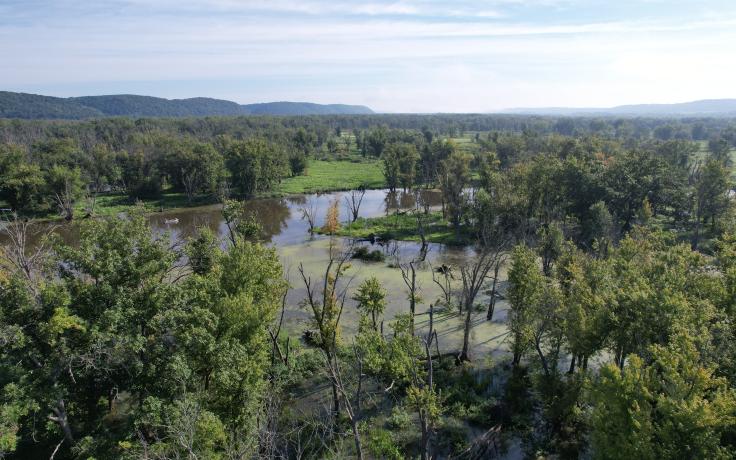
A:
[325, 345, 364, 460]
[451, 425, 502, 459]
[399, 260, 421, 335]
[486, 255, 507, 321]
[300, 198, 318, 235]
[297, 238, 354, 416]
[426, 303, 442, 362]
[384, 239, 400, 266]
[282, 407, 342, 460]
[351, 342, 366, 414]
[48, 399, 74, 444]
[458, 237, 510, 362]
[413, 190, 430, 261]
[431, 263, 454, 309]
[258, 388, 283, 459]
[53, 177, 77, 221]
[181, 167, 199, 204]
[269, 271, 291, 369]
[295, 242, 376, 460]
[0, 213, 54, 285]
[85, 183, 101, 218]
[344, 188, 366, 223]
[415, 213, 429, 261]
[298, 236, 364, 458]
[409, 303, 439, 460]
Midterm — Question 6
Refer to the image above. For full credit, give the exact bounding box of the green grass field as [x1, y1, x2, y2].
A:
[275, 158, 385, 195]
[331, 211, 466, 245]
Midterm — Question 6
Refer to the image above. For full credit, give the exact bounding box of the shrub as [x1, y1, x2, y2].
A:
[365, 427, 402, 460]
[352, 246, 385, 262]
[386, 405, 412, 430]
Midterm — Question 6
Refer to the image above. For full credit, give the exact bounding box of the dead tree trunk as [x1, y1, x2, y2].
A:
[431, 263, 454, 308]
[269, 280, 290, 369]
[1, 213, 54, 286]
[486, 259, 503, 321]
[459, 243, 507, 362]
[48, 400, 74, 444]
[300, 198, 318, 235]
[297, 238, 354, 418]
[417, 305, 438, 460]
[414, 189, 430, 261]
[327, 351, 364, 460]
[400, 261, 420, 335]
[344, 188, 366, 223]
[182, 168, 198, 204]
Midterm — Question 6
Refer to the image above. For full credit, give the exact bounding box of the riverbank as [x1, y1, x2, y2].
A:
[7, 159, 385, 223]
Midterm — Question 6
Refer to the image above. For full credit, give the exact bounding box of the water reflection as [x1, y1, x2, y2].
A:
[1, 189, 444, 249]
[1, 189, 508, 357]
[383, 189, 440, 215]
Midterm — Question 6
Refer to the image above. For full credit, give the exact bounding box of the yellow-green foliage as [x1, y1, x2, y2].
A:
[352, 276, 387, 331]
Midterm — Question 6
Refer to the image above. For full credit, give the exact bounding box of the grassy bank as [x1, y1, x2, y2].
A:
[72, 192, 219, 218]
[334, 211, 469, 245]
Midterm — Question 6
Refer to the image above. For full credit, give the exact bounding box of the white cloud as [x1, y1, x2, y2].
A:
[2, 0, 736, 111]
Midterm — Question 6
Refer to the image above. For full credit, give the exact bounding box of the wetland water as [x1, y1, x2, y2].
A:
[1, 189, 511, 358]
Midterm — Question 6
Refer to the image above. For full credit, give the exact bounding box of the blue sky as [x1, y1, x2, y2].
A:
[1, 0, 735, 112]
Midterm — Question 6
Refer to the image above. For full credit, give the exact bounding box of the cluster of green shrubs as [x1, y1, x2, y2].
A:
[351, 246, 386, 262]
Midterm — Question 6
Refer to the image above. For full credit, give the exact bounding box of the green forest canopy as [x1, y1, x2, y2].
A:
[2, 113, 736, 458]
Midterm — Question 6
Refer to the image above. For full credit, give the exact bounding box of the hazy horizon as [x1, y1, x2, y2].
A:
[3, 0, 736, 113]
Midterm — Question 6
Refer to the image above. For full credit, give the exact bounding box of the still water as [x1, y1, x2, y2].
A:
[1, 189, 510, 357]
[148, 188, 443, 246]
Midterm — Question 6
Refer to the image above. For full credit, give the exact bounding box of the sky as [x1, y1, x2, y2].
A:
[1, 0, 736, 112]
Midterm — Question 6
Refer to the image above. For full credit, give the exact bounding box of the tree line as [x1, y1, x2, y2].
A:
[0, 133, 308, 218]
[2, 113, 736, 221]
[3, 114, 736, 147]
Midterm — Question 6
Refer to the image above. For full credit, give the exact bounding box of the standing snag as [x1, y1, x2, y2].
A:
[300, 197, 318, 234]
[345, 187, 366, 223]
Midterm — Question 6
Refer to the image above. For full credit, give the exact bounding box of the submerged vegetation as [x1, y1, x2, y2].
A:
[3, 113, 736, 459]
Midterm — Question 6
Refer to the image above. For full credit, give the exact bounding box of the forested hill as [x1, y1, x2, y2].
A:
[243, 101, 374, 115]
[505, 98, 736, 116]
[0, 91, 374, 119]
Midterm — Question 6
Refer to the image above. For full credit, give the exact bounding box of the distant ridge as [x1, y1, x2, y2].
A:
[503, 99, 736, 117]
[243, 101, 374, 116]
[0, 91, 374, 119]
